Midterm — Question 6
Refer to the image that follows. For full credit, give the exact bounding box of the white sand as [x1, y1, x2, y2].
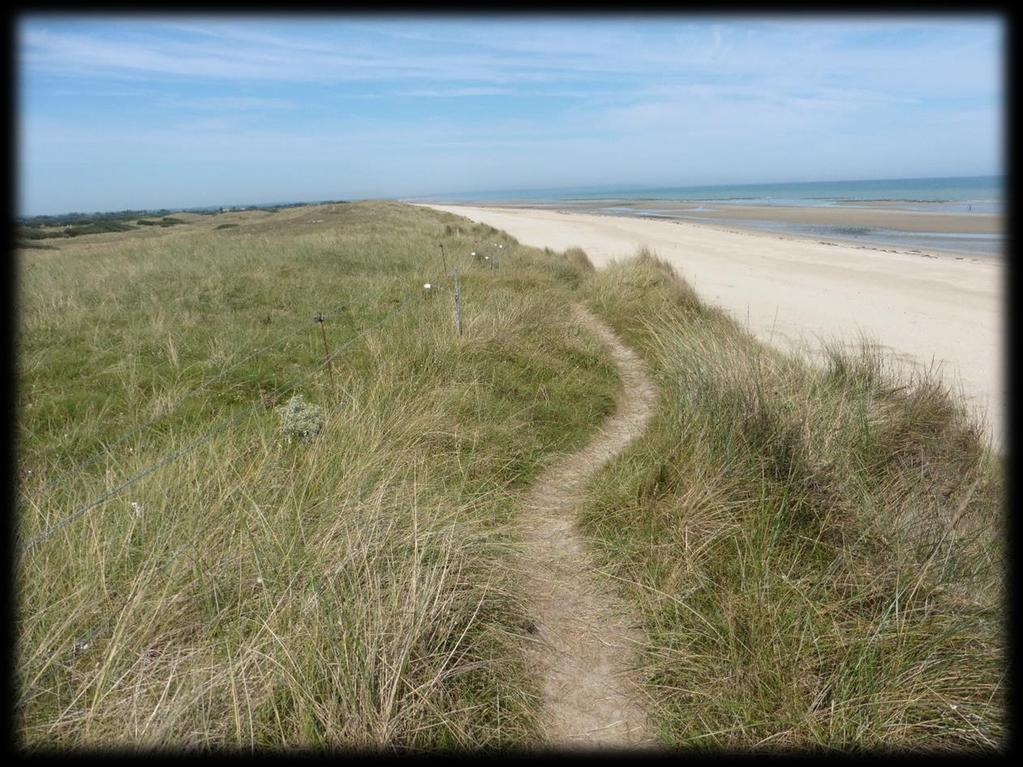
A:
[425, 204, 1005, 451]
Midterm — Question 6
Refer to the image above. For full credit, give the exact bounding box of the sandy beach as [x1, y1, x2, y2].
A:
[494, 200, 1002, 235]
[425, 204, 1005, 451]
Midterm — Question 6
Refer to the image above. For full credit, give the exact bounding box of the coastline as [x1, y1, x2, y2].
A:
[468, 199, 1003, 258]
[492, 199, 1002, 234]
[420, 203, 1004, 451]
[546, 206, 996, 263]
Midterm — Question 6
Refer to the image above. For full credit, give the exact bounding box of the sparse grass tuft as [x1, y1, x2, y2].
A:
[562, 247, 595, 272]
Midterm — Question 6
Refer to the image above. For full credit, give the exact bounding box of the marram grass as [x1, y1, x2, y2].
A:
[15, 201, 617, 750]
[580, 250, 1005, 751]
[16, 205, 1004, 751]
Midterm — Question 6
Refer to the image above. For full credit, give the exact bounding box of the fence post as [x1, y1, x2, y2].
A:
[452, 266, 462, 338]
[314, 312, 335, 384]
[439, 243, 447, 274]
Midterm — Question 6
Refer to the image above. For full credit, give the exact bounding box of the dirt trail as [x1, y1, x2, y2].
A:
[518, 304, 659, 748]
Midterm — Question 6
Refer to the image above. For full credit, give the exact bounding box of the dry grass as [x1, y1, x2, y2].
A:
[580, 249, 1005, 751]
[18, 208, 1004, 752]
[15, 202, 618, 750]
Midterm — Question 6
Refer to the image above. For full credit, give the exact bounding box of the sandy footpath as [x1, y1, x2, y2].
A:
[424, 204, 1005, 451]
[518, 305, 658, 747]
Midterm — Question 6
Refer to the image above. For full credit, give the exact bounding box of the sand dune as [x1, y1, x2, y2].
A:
[424, 204, 1005, 451]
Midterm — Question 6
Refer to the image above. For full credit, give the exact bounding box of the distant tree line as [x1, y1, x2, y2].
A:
[16, 199, 352, 245]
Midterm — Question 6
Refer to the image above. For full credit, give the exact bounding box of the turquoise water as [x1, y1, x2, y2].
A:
[421, 176, 1003, 215]
[417, 175, 1003, 256]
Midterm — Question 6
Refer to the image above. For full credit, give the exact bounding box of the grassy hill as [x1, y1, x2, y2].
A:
[15, 203, 1004, 751]
[16, 201, 617, 748]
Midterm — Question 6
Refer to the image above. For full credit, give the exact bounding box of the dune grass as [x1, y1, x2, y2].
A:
[15, 202, 617, 749]
[580, 250, 1005, 750]
[17, 203, 1005, 752]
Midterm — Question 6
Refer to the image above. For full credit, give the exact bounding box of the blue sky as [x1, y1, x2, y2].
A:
[18, 15, 1004, 215]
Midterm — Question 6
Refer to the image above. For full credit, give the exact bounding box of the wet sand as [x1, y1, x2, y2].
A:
[488, 199, 1000, 231]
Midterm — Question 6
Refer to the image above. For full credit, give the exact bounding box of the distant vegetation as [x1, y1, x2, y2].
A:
[19, 209, 175, 228]
[19, 199, 351, 228]
[17, 200, 352, 244]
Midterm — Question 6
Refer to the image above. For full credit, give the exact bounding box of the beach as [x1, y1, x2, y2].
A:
[424, 203, 1005, 451]
[519, 200, 1001, 234]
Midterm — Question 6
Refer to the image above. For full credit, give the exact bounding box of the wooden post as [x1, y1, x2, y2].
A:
[314, 313, 334, 384]
[439, 243, 447, 274]
[452, 266, 462, 337]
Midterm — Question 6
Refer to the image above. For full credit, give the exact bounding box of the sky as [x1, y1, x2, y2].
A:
[18, 14, 1004, 215]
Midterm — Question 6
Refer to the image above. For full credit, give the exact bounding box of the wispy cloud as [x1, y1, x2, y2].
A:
[157, 95, 298, 111]
[17, 15, 1003, 214]
[395, 87, 514, 98]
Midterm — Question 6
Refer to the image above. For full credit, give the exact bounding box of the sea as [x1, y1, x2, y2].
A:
[417, 176, 1004, 257]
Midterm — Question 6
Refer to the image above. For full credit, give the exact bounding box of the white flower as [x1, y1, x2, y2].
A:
[256, 577, 264, 585]
[423, 283, 432, 290]
[130, 501, 142, 517]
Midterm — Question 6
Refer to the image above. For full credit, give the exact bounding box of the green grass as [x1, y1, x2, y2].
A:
[17, 204, 1004, 751]
[15, 201, 617, 749]
[580, 250, 1005, 750]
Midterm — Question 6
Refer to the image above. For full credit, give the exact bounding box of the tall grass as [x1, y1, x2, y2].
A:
[19, 206, 1004, 751]
[15, 202, 617, 749]
[581, 250, 1005, 750]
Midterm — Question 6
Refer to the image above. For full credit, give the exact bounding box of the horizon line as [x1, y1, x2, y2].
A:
[19, 172, 1003, 220]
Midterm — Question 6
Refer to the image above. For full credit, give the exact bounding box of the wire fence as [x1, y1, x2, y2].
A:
[15, 243, 499, 713]
[21, 297, 352, 502]
[18, 288, 425, 554]
[14, 278, 438, 711]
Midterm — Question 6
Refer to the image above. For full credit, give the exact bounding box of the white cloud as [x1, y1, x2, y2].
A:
[17, 16, 1004, 213]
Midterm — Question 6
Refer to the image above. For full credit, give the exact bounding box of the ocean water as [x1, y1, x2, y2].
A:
[419, 175, 1003, 256]
[423, 176, 1003, 214]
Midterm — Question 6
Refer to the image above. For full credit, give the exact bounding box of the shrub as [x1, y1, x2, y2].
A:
[275, 394, 324, 444]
